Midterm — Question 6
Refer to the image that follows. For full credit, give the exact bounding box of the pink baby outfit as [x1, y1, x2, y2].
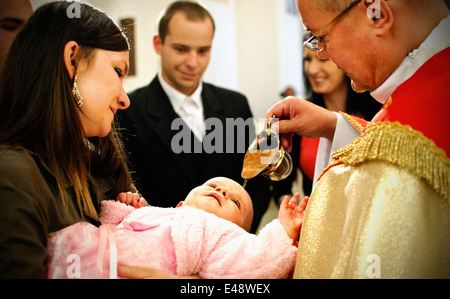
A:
[47, 201, 297, 279]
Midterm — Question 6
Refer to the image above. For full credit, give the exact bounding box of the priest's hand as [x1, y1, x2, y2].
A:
[266, 97, 337, 152]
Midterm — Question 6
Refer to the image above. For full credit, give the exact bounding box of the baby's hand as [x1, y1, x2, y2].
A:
[278, 194, 309, 243]
[116, 192, 146, 209]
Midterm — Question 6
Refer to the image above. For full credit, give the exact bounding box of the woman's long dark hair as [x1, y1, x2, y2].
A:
[0, 1, 134, 219]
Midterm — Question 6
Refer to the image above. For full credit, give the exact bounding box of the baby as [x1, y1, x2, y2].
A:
[47, 177, 308, 279]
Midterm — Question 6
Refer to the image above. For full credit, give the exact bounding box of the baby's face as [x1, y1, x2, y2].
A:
[183, 177, 254, 232]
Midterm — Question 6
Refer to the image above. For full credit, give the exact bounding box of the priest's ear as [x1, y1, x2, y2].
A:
[176, 202, 184, 208]
[364, 0, 393, 37]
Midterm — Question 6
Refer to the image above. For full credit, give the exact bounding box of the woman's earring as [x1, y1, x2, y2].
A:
[72, 75, 84, 108]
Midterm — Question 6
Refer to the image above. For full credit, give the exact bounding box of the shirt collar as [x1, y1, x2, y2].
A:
[371, 14, 450, 104]
[158, 71, 203, 111]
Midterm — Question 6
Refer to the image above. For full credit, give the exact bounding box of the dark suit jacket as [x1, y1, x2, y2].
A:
[118, 76, 272, 232]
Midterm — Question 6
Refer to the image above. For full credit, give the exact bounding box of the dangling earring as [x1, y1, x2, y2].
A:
[72, 75, 84, 108]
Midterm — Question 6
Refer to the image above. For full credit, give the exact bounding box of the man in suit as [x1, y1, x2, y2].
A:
[118, 1, 271, 233]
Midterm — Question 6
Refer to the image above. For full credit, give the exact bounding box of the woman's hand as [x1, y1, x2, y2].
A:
[118, 264, 200, 279]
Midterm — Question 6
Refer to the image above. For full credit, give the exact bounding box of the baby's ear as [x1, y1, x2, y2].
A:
[176, 202, 184, 208]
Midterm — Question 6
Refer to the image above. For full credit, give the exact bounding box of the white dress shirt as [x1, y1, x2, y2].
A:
[158, 72, 205, 141]
[313, 15, 450, 188]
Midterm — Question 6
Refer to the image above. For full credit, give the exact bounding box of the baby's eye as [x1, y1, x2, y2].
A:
[207, 183, 217, 189]
[232, 199, 241, 208]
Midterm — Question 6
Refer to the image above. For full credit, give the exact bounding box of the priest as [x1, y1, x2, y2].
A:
[267, 0, 449, 278]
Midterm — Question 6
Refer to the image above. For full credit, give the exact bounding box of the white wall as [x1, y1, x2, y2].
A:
[235, 0, 304, 118]
[278, 0, 305, 99]
[30, 0, 305, 119]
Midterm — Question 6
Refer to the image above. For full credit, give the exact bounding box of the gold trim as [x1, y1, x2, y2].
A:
[339, 112, 367, 132]
[331, 121, 450, 200]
